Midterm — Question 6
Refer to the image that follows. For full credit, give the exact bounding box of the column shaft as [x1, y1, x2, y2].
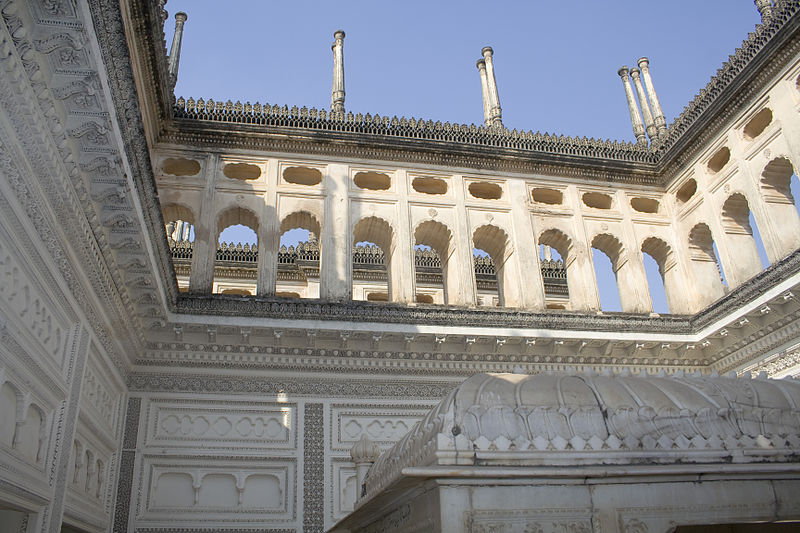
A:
[167, 12, 187, 82]
[331, 30, 346, 114]
[509, 180, 546, 309]
[188, 154, 218, 293]
[637, 58, 667, 139]
[320, 164, 351, 300]
[257, 159, 280, 296]
[482, 47, 503, 128]
[476, 60, 492, 127]
[618, 66, 647, 146]
[630, 68, 657, 141]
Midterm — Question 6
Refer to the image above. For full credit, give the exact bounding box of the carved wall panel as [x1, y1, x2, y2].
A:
[330, 404, 432, 451]
[142, 398, 297, 450]
[138, 457, 296, 525]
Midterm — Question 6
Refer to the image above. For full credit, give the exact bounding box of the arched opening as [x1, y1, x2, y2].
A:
[163, 204, 195, 289]
[721, 193, 768, 282]
[538, 230, 572, 309]
[352, 216, 394, 301]
[688, 223, 727, 307]
[414, 220, 453, 305]
[213, 207, 258, 295]
[641, 237, 674, 314]
[19, 404, 44, 463]
[761, 157, 800, 257]
[473, 225, 510, 306]
[278, 211, 321, 299]
[591, 234, 624, 312]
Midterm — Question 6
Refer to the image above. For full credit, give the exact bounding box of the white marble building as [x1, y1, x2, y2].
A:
[0, 0, 800, 532]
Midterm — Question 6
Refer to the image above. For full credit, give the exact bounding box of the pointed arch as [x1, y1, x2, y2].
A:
[688, 223, 726, 306]
[721, 192, 767, 283]
[353, 216, 395, 301]
[590, 233, 625, 312]
[538, 228, 576, 309]
[760, 157, 800, 256]
[473, 224, 511, 306]
[414, 220, 453, 304]
[641, 236, 675, 314]
[213, 206, 259, 295]
[277, 210, 322, 298]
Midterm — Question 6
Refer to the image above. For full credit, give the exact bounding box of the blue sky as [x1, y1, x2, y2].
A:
[165, 1, 789, 312]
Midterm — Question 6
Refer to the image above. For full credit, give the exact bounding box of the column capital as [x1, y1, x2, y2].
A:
[629, 67, 642, 80]
[637, 56, 649, 71]
[333, 29, 346, 40]
[476, 58, 486, 70]
[618, 65, 630, 78]
[481, 46, 494, 57]
[174, 11, 187, 23]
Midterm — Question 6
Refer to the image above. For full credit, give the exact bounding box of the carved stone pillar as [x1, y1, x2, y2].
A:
[637, 58, 667, 140]
[630, 67, 657, 141]
[167, 12, 187, 84]
[618, 66, 647, 146]
[320, 164, 351, 300]
[189, 154, 218, 293]
[331, 30, 346, 115]
[482, 47, 503, 129]
[392, 171, 416, 303]
[476, 59, 492, 127]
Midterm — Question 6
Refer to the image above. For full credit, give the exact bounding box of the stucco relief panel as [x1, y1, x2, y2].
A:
[143, 398, 297, 450]
[139, 457, 295, 523]
[329, 404, 432, 451]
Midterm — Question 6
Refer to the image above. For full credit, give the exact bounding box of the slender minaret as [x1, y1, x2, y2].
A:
[637, 57, 667, 140]
[167, 12, 188, 84]
[331, 30, 346, 115]
[476, 59, 492, 127]
[755, 0, 774, 24]
[618, 66, 647, 146]
[630, 67, 657, 141]
[481, 46, 503, 129]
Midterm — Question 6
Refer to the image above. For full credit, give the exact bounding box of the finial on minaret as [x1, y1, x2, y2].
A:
[476, 59, 492, 127]
[755, 0, 774, 24]
[618, 66, 647, 146]
[637, 58, 667, 140]
[481, 46, 503, 129]
[167, 11, 187, 86]
[630, 68, 657, 141]
[331, 30, 346, 115]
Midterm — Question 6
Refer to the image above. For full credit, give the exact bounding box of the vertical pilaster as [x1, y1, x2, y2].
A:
[570, 186, 602, 311]
[392, 170, 415, 303]
[257, 159, 280, 296]
[630, 68, 657, 141]
[617, 192, 654, 313]
[331, 30, 346, 115]
[188, 154, 219, 293]
[452, 174, 478, 306]
[320, 164, 351, 300]
[508, 180, 545, 309]
[637, 58, 667, 140]
[618, 66, 647, 146]
[39, 325, 90, 533]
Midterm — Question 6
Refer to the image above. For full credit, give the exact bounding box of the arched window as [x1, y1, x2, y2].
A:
[538, 230, 572, 309]
[213, 207, 258, 295]
[162, 204, 195, 290]
[278, 211, 321, 299]
[761, 157, 800, 257]
[473, 225, 511, 307]
[688, 223, 727, 307]
[721, 193, 768, 283]
[590, 234, 624, 312]
[414, 220, 454, 304]
[641, 237, 674, 314]
[352, 216, 394, 302]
